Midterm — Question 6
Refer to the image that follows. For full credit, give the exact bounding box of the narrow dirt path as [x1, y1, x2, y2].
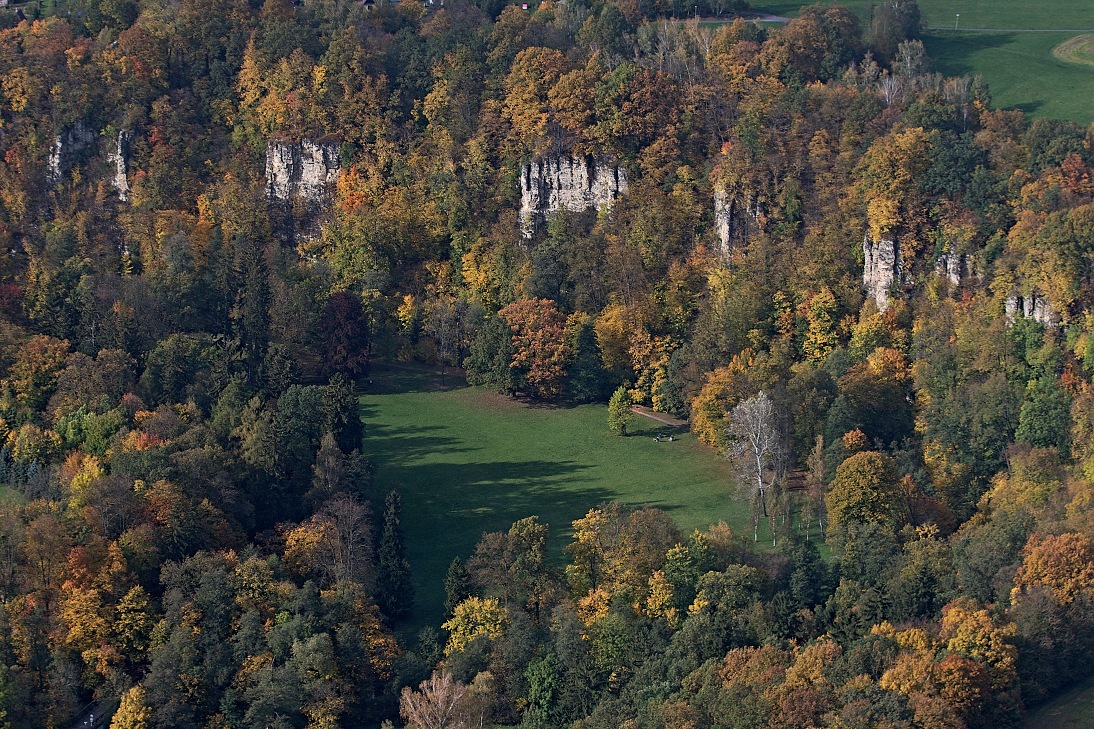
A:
[631, 405, 688, 428]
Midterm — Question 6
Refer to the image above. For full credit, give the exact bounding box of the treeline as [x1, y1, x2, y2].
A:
[405, 490, 1094, 729]
[0, 0, 1091, 726]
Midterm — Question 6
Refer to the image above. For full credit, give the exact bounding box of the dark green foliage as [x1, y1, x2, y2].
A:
[230, 234, 271, 386]
[869, 0, 922, 61]
[444, 556, 473, 618]
[1016, 376, 1072, 456]
[376, 490, 414, 621]
[785, 538, 833, 609]
[323, 373, 365, 454]
[465, 315, 516, 394]
[523, 652, 561, 728]
[566, 316, 609, 403]
[952, 509, 1034, 604]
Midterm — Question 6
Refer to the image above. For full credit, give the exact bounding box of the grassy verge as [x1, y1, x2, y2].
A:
[360, 365, 758, 631]
[1025, 673, 1094, 728]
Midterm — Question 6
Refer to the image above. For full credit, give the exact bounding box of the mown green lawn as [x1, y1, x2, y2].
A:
[752, 0, 1094, 29]
[359, 366, 753, 630]
[925, 31, 1094, 124]
[749, 1, 1094, 124]
[1025, 673, 1094, 728]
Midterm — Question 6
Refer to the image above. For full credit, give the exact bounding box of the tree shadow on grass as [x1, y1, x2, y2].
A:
[924, 32, 1016, 76]
[380, 458, 605, 527]
[1014, 100, 1045, 115]
[364, 364, 468, 395]
[381, 457, 610, 628]
[361, 422, 477, 467]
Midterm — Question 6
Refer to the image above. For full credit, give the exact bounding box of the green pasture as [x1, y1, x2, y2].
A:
[1025, 673, 1094, 728]
[752, 1, 1094, 30]
[359, 366, 754, 629]
[750, 1, 1094, 124]
[925, 31, 1094, 124]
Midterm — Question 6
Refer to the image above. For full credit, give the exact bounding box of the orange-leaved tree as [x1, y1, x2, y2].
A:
[498, 298, 571, 400]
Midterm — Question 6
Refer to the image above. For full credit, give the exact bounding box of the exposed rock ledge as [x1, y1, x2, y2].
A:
[935, 250, 967, 288]
[519, 156, 628, 238]
[107, 130, 132, 202]
[47, 122, 96, 185]
[1005, 291, 1057, 327]
[713, 187, 763, 255]
[266, 139, 341, 207]
[863, 234, 900, 312]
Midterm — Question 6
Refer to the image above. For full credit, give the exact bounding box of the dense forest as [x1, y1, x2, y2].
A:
[0, 0, 1092, 725]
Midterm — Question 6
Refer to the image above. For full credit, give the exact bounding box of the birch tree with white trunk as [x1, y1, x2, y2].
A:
[726, 391, 787, 545]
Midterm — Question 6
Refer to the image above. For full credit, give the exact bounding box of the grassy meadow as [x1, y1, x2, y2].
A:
[1025, 673, 1094, 728]
[359, 366, 757, 629]
[749, 1, 1094, 124]
[752, 0, 1094, 30]
[925, 31, 1094, 123]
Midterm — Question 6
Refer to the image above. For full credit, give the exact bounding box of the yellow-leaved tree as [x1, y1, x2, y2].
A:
[442, 597, 508, 656]
[110, 685, 151, 729]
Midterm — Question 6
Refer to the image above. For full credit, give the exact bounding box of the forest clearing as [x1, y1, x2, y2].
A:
[361, 365, 768, 628]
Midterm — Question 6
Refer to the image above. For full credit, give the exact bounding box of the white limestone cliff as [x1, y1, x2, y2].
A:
[46, 122, 96, 185]
[935, 249, 966, 288]
[107, 130, 132, 202]
[713, 187, 763, 255]
[519, 156, 628, 238]
[266, 139, 341, 207]
[1005, 291, 1057, 327]
[863, 234, 901, 312]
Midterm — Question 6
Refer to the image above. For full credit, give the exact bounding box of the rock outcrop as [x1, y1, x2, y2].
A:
[1005, 291, 1057, 327]
[107, 130, 132, 202]
[863, 234, 901, 312]
[935, 249, 967, 288]
[47, 122, 96, 185]
[713, 188, 764, 255]
[265, 139, 341, 208]
[519, 156, 628, 238]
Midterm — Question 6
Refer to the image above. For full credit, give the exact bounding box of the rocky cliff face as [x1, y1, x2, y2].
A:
[713, 187, 763, 255]
[266, 140, 341, 207]
[863, 234, 901, 312]
[106, 130, 132, 202]
[519, 156, 628, 238]
[47, 122, 96, 184]
[1005, 291, 1057, 326]
[936, 249, 967, 288]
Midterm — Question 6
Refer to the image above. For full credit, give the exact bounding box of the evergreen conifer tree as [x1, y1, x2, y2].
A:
[376, 490, 414, 620]
[443, 557, 472, 618]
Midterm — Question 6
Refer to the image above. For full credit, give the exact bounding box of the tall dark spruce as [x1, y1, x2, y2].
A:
[376, 490, 414, 621]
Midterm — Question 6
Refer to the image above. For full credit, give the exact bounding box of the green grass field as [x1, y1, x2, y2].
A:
[359, 366, 752, 629]
[925, 32, 1094, 123]
[750, 1, 1094, 124]
[752, 1, 1094, 30]
[1025, 673, 1094, 728]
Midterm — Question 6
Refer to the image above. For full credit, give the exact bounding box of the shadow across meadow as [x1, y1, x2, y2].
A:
[923, 31, 1016, 76]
